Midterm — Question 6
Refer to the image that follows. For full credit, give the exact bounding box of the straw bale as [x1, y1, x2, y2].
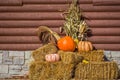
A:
[29, 61, 36, 80]
[32, 43, 58, 61]
[29, 61, 74, 80]
[77, 50, 104, 62]
[58, 50, 83, 64]
[75, 61, 119, 80]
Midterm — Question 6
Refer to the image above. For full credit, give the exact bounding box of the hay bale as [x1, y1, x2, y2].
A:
[32, 43, 58, 61]
[77, 50, 104, 62]
[75, 61, 119, 80]
[58, 50, 83, 64]
[29, 61, 36, 80]
[29, 61, 74, 80]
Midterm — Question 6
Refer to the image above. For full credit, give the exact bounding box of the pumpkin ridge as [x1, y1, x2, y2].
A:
[85, 42, 89, 52]
[81, 41, 85, 51]
[88, 42, 93, 51]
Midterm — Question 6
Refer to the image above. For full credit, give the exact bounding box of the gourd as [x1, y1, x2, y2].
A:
[45, 54, 60, 62]
[57, 36, 76, 52]
[37, 26, 60, 45]
[78, 41, 93, 52]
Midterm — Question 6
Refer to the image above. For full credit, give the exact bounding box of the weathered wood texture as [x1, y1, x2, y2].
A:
[0, 0, 120, 50]
[0, 0, 23, 6]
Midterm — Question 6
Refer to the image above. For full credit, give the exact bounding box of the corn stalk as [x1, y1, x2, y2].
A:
[62, 0, 89, 41]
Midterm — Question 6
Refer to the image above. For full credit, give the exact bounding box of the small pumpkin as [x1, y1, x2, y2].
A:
[45, 54, 60, 62]
[78, 41, 93, 52]
[57, 36, 76, 52]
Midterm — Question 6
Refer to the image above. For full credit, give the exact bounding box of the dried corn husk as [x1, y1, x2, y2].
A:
[62, 0, 89, 41]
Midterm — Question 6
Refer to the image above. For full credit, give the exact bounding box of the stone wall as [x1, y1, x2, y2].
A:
[0, 50, 32, 78]
[0, 50, 120, 78]
[104, 51, 120, 69]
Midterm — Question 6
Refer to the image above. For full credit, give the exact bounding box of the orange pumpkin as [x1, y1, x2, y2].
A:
[57, 36, 75, 52]
[78, 41, 93, 52]
[45, 54, 60, 62]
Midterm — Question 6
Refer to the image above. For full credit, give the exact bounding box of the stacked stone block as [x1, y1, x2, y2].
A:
[0, 50, 32, 78]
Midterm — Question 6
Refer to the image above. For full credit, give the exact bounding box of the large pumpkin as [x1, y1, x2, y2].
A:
[57, 36, 75, 52]
[45, 54, 60, 62]
[78, 41, 93, 52]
